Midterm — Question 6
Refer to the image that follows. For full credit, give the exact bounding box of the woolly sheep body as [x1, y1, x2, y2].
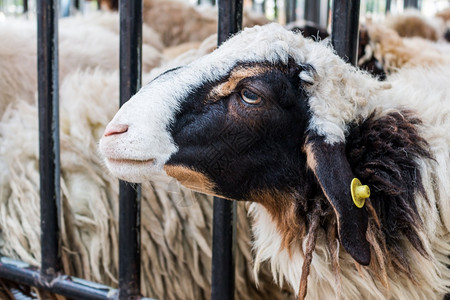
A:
[384, 9, 446, 41]
[0, 66, 291, 299]
[142, 0, 269, 47]
[60, 11, 165, 52]
[251, 63, 450, 299]
[0, 16, 162, 117]
[361, 23, 450, 75]
[99, 23, 450, 300]
[260, 27, 450, 299]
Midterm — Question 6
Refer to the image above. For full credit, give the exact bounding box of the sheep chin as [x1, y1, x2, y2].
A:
[104, 157, 164, 183]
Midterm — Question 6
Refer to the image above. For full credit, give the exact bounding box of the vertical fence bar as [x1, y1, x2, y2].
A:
[386, 0, 391, 13]
[118, 0, 142, 299]
[285, 0, 296, 24]
[213, 3, 242, 299]
[331, 0, 361, 66]
[23, 0, 28, 13]
[273, 0, 277, 20]
[305, 0, 320, 24]
[403, 0, 419, 9]
[37, 0, 61, 279]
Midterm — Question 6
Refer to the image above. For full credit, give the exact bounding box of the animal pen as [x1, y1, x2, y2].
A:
[0, 0, 427, 299]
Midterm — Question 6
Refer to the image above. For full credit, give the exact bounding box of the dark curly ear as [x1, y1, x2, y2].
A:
[304, 133, 371, 265]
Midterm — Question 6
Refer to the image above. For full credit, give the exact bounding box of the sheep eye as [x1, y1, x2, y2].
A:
[240, 89, 262, 105]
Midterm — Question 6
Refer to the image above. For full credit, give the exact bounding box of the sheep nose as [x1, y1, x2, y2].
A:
[104, 123, 128, 136]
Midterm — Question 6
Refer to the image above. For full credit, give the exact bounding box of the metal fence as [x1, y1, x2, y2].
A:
[0, 0, 422, 299]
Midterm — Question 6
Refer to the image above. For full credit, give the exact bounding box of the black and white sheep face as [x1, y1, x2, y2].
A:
[100, 23, 391, 266]
[99, 23, 445, 296]
[100, 60, 312, 198]
[99, 23, 321, 187]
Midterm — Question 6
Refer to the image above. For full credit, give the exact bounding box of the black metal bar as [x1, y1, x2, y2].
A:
[117, 182, 141, 299]
[217, 0, 243, 45]
[305, 0, 320, 24]
[74, 0, 80, 10]
[0, 260, 115, 300]
[213, 2, 242, 298]
[211, 201, 237, 300]
[198, 0, 216, 5]
[37, 0, 61, 279]
[118, 0, 143, 299]
[386, 0, 391, 13]
[273, 0, 277, 19]
[331, 0, 361, 66]
[285, 0, 296, 24]
[0, 257, 158, 300]
[23, 0, 28, 13]
[326, 0, 331, 31]
[404, 0, 419, 9]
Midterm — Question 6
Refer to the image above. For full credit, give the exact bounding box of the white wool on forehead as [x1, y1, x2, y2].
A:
[190, 23, 307, 80]
[137, 23, 309, 103]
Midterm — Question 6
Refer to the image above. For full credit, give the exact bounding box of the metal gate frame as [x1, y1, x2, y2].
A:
[0, 0, 370, 299]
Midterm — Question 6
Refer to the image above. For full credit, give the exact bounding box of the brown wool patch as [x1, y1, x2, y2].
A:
[249, 190, 305, 255]
[164, 165, 219, 197]
[303, 142, 317, 172]
[209, 65, 270, 100]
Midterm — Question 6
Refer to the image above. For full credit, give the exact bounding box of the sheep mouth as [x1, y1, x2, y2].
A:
[107, 158, 156, 165]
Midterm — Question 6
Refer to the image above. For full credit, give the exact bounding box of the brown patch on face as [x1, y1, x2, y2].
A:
[209, 65, 270, 100]
[303, 143, 317, 176]
[249, 190, 306, 254]
[164, 165, 220, 197]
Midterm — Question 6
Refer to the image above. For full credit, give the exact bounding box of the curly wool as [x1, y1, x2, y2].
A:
[0, 68, 291, 300]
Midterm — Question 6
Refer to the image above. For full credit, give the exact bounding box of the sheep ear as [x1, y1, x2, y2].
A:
[305, 134, 371, 266]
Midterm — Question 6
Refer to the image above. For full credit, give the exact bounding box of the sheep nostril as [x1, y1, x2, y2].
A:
[104, 124, 129, 137]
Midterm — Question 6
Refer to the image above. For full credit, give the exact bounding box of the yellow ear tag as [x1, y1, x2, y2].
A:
[351, 178, 370, 208]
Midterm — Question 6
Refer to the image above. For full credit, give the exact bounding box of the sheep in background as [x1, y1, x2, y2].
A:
[0, 15, 163, 117]
[357, 24, 386, 79]
[100, 23, 450, 299]
[357, 23, 450, 76]
[0, 64, 291, 299]
[357, 9, 450, 78]
[142, 0, 270, 47]
[436, 7, 450, 23]
[384, 9, 446, 41]
[435, 7, 450, 42]
[285, 20, 329, 41]
[60, 11, 165, 52]
[98, 0, 118, 11]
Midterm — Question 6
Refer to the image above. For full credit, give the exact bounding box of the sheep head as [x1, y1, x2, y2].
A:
[100, 23, 390, 266]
